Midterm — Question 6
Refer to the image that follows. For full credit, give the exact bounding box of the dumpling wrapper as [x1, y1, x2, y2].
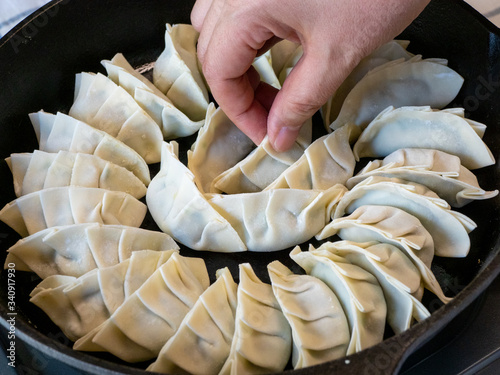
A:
[353, 106, 495, 170]
[266, 123, 358, 190]
[6, 150, 147, 199]
[268, 261, 349, 369]
[312, 241, 430, 335]
[69, 72, 162, 163]
[329, 55, 464, 131]
[153, 23, 209, 122]
[347, 148, 498, 207]
[333, 176, 477, 258]
[147, 141, 246, 252]
[30, 111, 150, 185]
[5, 223, 179, 279]
[29, 249, 177, 341]
[317, 205, 450, 304]
[206, 184, 346, 252]
[102, 53, 210, 139]
[74, 252, 210, 362]
[269, 39, 301, 78]
[252, 50, 281, 89]
[0, 186, 147, 237]
[322, 39, 414, 128]
[148, 267, 238, 374]
[213, 119, 313, 194]
[187, 106, 256, 194]
[220, 263, 291, 374]
[290, 246, 387, 355]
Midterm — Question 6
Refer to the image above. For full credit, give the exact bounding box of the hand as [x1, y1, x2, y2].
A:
[192, 0, 430, 151]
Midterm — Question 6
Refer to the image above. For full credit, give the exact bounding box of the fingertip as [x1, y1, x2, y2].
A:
[269, 124, 301, 152]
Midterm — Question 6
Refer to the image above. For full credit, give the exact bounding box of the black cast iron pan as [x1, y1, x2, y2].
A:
[0, 0, 499, 374]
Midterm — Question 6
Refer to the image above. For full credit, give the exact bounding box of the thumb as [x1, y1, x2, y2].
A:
[267, 47, 356, 152]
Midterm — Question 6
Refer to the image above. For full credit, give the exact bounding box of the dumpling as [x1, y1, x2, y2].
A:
[6, 150, 147, 199]
[30, 111, 150, 185]
[187, 106, 256, 194]
[322, 39, 414, 128]
[212, 120, 312, 194]
[352, 106, 495, 170]
[267, 261, 349, 369]
[277, 45, 303, 85]
[74, 252, 210, 362]
[148, 267, 237, 374]
[329, 55, 464, 131]
[266, 123, 358, 190]
[334, 176, 477, 258]
[317, 205, 450, 304]
[69, 72, 162, 163]
[29, 249, 177, 341]
[269, 39, 301, 81]
[0, 186, 147, 237]
[5, 223, 179, 279]
[252, 50, 281, 89]
[206, 184, 346, 252]
[290, 246, 387, 355]
[311, 241, 430, 335]
[102, 53, 209, 139]
[219, 263, 291, 374]
[153, 23, 209, 122]
[347, 148, 498, 207]
[147, 141, 246, 252]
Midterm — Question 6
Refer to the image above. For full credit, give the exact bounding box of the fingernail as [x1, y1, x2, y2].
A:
[273, 126, 298, 152]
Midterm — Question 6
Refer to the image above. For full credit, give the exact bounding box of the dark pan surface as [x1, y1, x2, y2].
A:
[0, 0, 499, 374]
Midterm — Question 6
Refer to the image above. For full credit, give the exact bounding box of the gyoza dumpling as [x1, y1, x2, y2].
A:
[334, 177, 476, 258]
[0, 186, 147, 237]
[353, 106, 495, 170]
[206, 184, 346, 252]
[347, 148, 498, 207]
[267, 261, 349, 369]
[30, 111, 150, 185]
[322, 40, 414, 128]
[29, 249, 177, 341]
[252, 50, 281, 89]
[187, 106, 256, 194]
[153, 24, 209, 122]
[277, 45, 303, 85]
[290, 246, 387, 355]
[147, 141, 246, 252]
[266, 123, 358, 190]
[220, 263, 291, 375]
[311, 241, 430, 335]
[6, 150, 147, 199]
[69, 72, 162, 163]
[317, 205, 450, 304]
[329, 56, 464, 131]
[148, 267, 237, 374]
[269, 39, 301, 79]
[74, 252, 210, 362]
[212, 120, 312, 194]
[102, 53, 210, 139]
[5, 223, 179, 279]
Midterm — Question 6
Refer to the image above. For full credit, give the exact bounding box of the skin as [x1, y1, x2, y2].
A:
[192, 0, 431, 151]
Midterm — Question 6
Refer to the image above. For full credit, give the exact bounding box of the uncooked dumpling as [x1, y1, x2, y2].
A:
[6, 150, 147, 199]
[29, 249, 177, 341]
[329, 56, 464, 131]
[334, 177, 477, 258]
[352, 106, 495, 170]
[268, 261, 350, 369]
[148, 267, 237, 374]
[30, 111, 150, 185]
[74, 252, 210, 362]
[187, 106, 255, 194]
[69, 72, 163, 163]
[0, 186, 147, 237]
[153, 23, 209, 122]
[253, 50, 281, 89]
[290, 245, 387, 355]
[220, 263, 291, 374]
[5, 223, 179, 279]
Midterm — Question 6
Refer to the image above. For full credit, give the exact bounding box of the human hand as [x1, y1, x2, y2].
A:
[192, 0, 430, 151]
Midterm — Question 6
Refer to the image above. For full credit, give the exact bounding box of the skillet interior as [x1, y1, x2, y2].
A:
[0, 0, 499, 374]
